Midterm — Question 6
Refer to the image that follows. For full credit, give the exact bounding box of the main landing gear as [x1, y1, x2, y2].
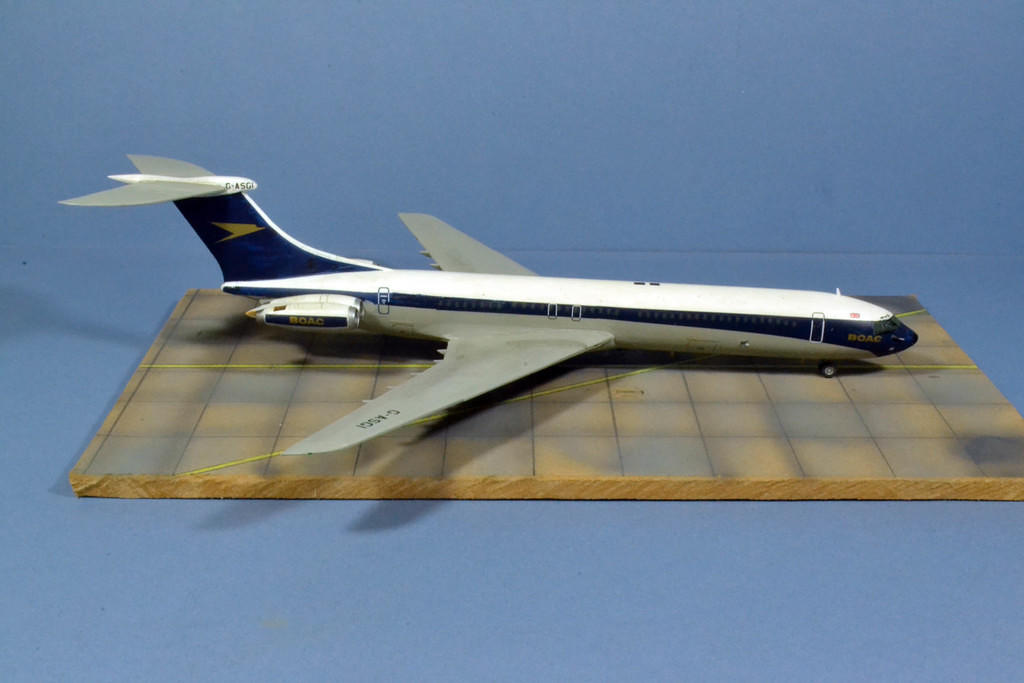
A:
[818, 361, 838, 379]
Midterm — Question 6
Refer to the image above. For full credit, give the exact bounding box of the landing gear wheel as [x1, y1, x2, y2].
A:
[818, 361, 837, 379]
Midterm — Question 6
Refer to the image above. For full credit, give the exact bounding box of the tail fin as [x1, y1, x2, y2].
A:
[62, 155, 383, 282]
[171, 192, 382, 281]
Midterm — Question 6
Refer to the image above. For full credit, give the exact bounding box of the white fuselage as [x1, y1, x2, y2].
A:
[225, 269, 916, 360]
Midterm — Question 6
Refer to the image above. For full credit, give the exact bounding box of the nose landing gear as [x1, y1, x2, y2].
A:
[818, 361, 837, 379]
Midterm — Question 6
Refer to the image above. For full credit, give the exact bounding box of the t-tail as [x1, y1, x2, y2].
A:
[60, 154, 383, 282]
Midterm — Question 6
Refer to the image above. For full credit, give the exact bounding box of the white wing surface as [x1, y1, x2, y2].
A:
[282, 328, 612, 455]
[398, 213, 536, 276]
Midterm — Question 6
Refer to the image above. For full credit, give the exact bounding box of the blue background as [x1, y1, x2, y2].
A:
[3, 2, 1023, 679]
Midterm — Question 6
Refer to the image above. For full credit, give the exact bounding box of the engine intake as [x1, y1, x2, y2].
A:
[246, 293, 362, 331]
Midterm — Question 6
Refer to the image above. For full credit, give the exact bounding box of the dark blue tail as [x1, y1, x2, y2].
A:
[173, 193, 378, 281]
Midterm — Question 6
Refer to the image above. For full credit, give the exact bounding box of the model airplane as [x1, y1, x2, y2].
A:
[63, 155, 918, 456]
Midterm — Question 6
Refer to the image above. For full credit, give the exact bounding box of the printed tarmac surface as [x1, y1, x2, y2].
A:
[70, 290, 1024, 499]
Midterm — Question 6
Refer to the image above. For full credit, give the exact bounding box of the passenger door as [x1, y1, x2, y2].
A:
[809, 312, 825, 343]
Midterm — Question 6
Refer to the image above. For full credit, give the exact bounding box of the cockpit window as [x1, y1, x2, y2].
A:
[873, 317, 900, 334]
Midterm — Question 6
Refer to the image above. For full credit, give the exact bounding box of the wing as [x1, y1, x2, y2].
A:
[398, 213, 536, 276]
[282, 328, 612, 455]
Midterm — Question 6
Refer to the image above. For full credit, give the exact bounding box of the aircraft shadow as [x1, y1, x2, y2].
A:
[345, 343, 885, 531]
[140, 332, 888, 529]
[962, 436, 1024, 478]
[346, 357, 581, 532]
[1, 283, 156, 349]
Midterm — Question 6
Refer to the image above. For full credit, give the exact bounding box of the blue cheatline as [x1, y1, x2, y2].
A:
[223, 284, 909, 356]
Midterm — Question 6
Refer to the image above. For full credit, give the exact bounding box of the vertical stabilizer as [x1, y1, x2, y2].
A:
[172, 192, 381, 281]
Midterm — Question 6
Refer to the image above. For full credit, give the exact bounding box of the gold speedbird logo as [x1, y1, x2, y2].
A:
[212, 222, 265, 243]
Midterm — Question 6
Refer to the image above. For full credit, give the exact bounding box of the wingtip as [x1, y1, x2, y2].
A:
[398, 212, 436, 222]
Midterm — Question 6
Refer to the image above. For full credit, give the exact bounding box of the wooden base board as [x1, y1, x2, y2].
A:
[70, 473, 1024, 501]
[70, 290, 1024, 500]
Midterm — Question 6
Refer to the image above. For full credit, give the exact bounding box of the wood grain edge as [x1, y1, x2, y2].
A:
[69, 472, 1024, 500]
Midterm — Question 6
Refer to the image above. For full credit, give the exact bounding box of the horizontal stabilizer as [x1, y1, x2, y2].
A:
[59, 181, 222, 207]
[128, 154, 213, 177]
[60, 154, 258, 207]
[399, 213, 535, 276]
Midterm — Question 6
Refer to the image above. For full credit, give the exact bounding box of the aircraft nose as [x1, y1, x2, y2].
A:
[892, 323, 918, 352]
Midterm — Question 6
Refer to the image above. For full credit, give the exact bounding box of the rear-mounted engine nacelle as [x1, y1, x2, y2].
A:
[246, 294, 362, 331]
